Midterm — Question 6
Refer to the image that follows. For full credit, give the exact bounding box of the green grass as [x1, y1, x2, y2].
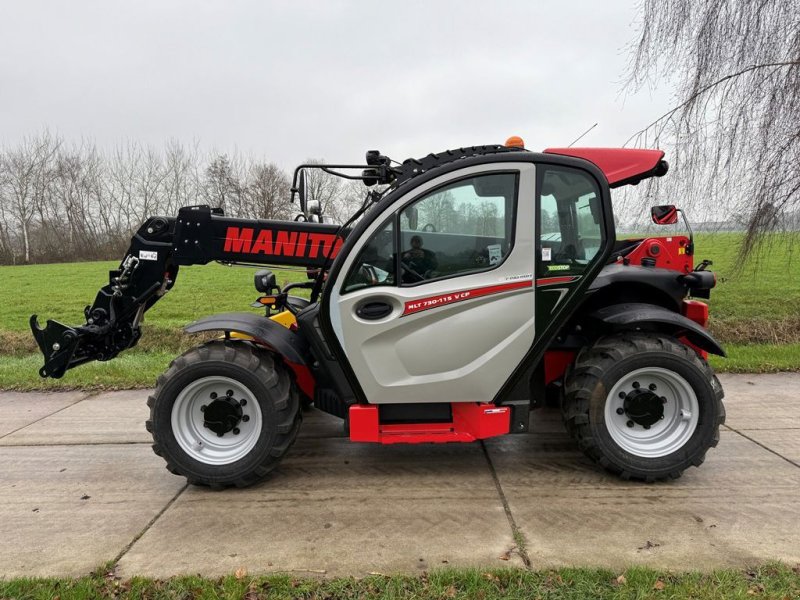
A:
[2, 563, 799, 600]
[693, 233, 800, 344]
[709, 343, 800, 373]
[0, 352, 174, 391]
[0, 233, 797, 390]
[1, 260, 309, 334]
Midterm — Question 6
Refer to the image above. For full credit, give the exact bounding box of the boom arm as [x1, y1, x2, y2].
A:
[30, 205, 343, 378]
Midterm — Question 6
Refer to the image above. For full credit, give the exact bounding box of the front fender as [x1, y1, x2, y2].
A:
[185, 312, 309, 365]
[588, 303, 726, 357]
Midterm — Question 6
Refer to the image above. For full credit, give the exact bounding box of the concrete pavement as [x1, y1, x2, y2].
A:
[1, 373, 798, 578]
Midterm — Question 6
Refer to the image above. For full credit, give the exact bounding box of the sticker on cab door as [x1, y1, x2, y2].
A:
[487, 244, 502, 265]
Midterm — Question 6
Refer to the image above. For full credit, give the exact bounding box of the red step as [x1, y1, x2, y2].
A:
[349, 403, 510, 444]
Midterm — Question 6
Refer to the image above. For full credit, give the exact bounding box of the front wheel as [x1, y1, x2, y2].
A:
[146, 340, 301, 488]
[562, 333, 725, 481]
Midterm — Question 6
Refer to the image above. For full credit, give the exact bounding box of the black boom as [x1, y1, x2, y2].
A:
[30, 205, 342, 378]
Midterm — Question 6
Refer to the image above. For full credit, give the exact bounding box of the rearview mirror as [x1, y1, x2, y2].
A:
[651, 205, 679, 225]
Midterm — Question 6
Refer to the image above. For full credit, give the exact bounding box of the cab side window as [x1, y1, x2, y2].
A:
[342, 172, 518, 294]
[539, 167, 603, 274]
[398, 173, 517, 284]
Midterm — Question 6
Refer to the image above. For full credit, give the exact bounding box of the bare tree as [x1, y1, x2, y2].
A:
[0, 157, 14, 263]
[0, 135, 300, 264]
[327, 179, 370, 225]
[104, 143, 142, 236]
[245, 161, 291, 220]
[204, 154, 246, 216]
[163, 139, 201, 215]
[625, 0, 800, 255]
[0, 132, 60, 262]
[302, 159, 343, 218]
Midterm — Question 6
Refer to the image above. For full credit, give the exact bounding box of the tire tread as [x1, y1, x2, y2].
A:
[148, 340, 301, 488]
[562, 332, 725, 481]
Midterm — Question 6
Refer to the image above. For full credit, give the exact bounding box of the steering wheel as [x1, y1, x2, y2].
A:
[421, 223, 436, 232]
[400, 260, 425, 283]
[358, 264, 379, 285]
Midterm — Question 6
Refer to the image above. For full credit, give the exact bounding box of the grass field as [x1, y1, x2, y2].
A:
[0, 233, 797, 390]
[2, 563, 799, 600]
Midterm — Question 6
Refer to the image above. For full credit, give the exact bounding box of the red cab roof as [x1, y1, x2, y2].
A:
[543, 147, 667, 187]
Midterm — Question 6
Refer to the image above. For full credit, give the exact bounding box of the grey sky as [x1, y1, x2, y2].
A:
[0, 1, 675, 169]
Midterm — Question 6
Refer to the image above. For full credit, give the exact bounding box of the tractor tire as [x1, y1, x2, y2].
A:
[146, 340, 301, 488]
[561, 333, 725, 481]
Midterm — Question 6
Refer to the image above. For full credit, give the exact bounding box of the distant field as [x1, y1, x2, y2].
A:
[0, 233, 797, 389]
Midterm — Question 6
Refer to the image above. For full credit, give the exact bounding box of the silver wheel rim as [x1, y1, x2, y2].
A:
[171, 376, 263, 465]
[604, 367, 699, 458]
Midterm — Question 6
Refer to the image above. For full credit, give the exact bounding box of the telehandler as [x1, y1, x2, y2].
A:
[31, 138, 725, 487]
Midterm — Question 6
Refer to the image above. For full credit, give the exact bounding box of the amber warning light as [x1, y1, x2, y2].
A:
[505, 135, 525, 148]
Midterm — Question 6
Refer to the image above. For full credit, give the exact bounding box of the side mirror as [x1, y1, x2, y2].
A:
[254, 269, 277, 294]
[297, 170, 308, 216]
[651, 205, 679, 225]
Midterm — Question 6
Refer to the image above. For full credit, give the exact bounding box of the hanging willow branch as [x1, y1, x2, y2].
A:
[624, 0, 800, 259]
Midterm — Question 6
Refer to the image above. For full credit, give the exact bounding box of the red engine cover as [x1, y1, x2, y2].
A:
[619, 235, 693, 273]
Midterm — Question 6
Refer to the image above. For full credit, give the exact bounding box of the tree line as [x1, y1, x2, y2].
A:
[0, 132, 365, 265]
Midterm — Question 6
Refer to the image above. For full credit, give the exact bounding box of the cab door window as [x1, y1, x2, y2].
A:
[399, 173, 517, 284]
[342, 218, 395, 293]
[342, 172, 518, 293]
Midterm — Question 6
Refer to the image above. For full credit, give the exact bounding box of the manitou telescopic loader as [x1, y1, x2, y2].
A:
[31, 138, 725, 487]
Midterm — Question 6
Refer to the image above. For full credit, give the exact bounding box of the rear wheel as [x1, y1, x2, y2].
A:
[147, 340, 301, 488]
[562, 333, 725, 481]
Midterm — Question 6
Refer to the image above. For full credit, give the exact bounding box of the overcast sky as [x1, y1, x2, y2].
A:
[0, 1, 676, 169]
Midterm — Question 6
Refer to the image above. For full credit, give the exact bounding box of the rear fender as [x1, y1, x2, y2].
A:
[587, 303, 726, 357]
[184, 312, 315, 396]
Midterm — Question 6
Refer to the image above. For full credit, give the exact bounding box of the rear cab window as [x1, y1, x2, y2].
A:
[538, 166, 604, 276]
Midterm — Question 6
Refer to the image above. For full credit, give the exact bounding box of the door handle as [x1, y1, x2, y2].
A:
[356, 301, 393, 320]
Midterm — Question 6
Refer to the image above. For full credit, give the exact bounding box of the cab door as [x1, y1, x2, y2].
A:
[326, 162, 536, 405]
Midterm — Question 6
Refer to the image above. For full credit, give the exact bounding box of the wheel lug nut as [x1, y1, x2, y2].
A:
[616, 407, 625, 415]
[661, 396, 668, 404]
[649, 384, 657, 391]
[618, 392, 626, 399]
[644, 424, 651, 430]
[626, 420, 634, 428]
[210, 392, 217, 399]
[240, 399, 247, 406]
[660, 415, 665, 419]
[632, 381, 640, 389]
[226, 390, 234, 397]
[232, 428, 240, 435]
[200, 405, 206, 412]
[242, 415, 250, 422]
[217, 432, 223, 437]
